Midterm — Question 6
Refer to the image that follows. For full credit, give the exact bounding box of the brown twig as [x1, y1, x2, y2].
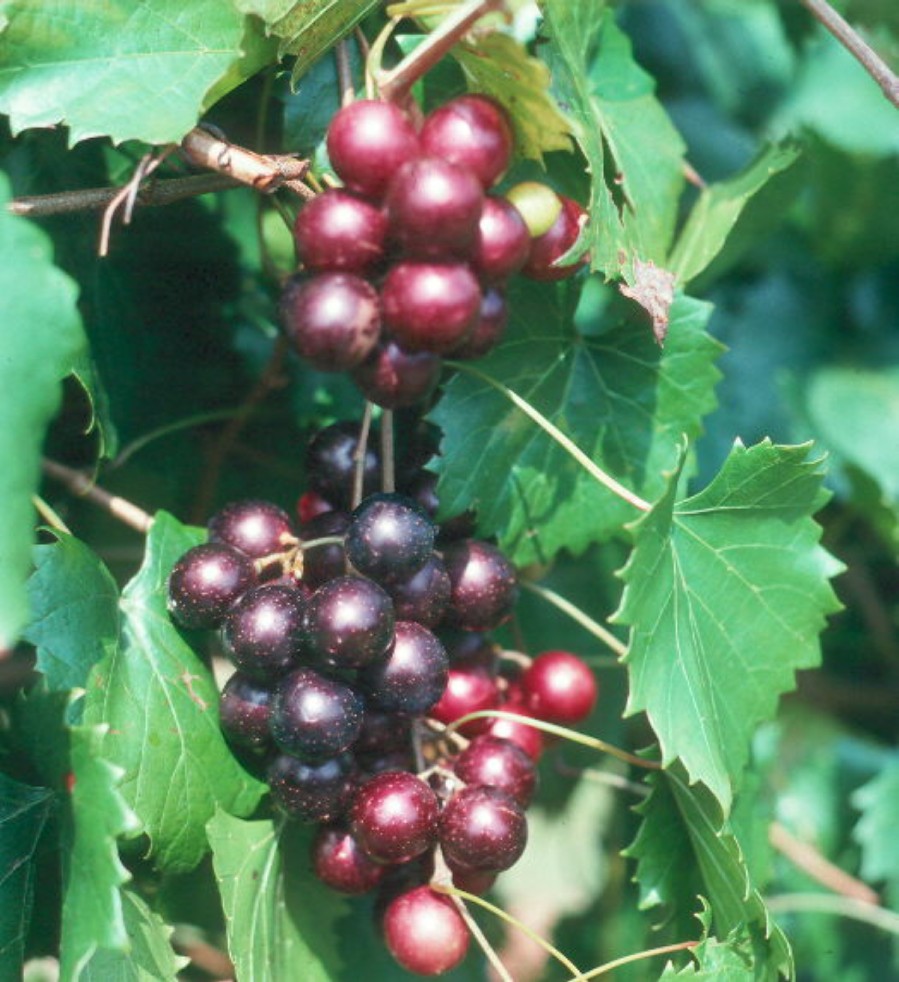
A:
[41, 459, 152, 534]
[380, 409, 396, 493]
[769, 821, 880, 905]
[352, 403, 375, 511]
[100, 146, 174, 256]
[799, 0, 899, 108]
[172, 928, 235, 979]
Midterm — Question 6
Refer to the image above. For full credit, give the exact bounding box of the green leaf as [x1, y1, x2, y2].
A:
[71, 350, 119, 462]
[432, 281, 720, 566]
[80, 888, 188, 981]
[627, 766, 793, 979]
[669, 143, 801, 284]
[540, 1, 686, 273]
[0, 0, 249, 144]
[24, 532, 120, 694]
[853, 758, 899, 900]
[59, 725, 140, 980]
[453, 32, 574, 162]
[661, 930, 759, 979]
[82, 512, 265, 873]
[207, 810, 345, 982]
[0, 774, 55, 976]
[0, 172, 86, 650]
[615, 440, 843, 811]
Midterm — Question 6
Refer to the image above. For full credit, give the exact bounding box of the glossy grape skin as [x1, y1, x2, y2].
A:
[312, 825, 388, 895]
[304, 574, 396, 669]
[381, 261, 482, 355]
[429, 664, 499, 735]
[350, 771, 439, 864]
[345, 493, 436, 585]
[470, 196, 530, 283]
[419, 94, 514, 188]
[453, 735, 537, 807]
[281, 272, 381, 372]
[521, 650, 598, 724]
[305, 421, 381, 510]
[351, 341, 442, 410]
[298, 510, 349, 590]
[359, 620, 449, 715]
[167, 543, 257, 629]
[268, 753, 356, 823]
[449, 286, 507, 361]
[270, 667, 364, 761]
[485, 698, 544, 760]
[521, 195, 589, 282]
[385, 554, 451, 628]
[208, 499, 295, 559]
[382, 885, 469, 977]
[326, 100, 420, 199]
[439, 785, 527, 873]
[293, 189, 388, 274]
[218, 672, 274, 749]
[221, 583, 307, 681]
[442, 539, 518, 631]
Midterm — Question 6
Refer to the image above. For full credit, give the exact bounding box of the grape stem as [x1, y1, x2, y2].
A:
[381, 409, 396, 493]
[41, 458, 152, 534]
[352, 402, 374, 510]
[567, 940, 698, 981]
[447, 362, 652, 512]
[335, 39, 355, 107]
[520, 581, 627, 661]
[32, 495, 73, 536]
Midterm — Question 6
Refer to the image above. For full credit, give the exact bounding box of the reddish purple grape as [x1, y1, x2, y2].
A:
[268, 753, 356, 823]
[293, 189, 388, 274]
[345, 493, 436, 585]
[470, 196, 530, 282]
[281, 273, 381, 372]
[222, 583, 307, 680]
[218, 672, 274, 749]
[351, 341, 442, 410]
[385, 554, 451, 628]
[305, 421, 381, 510]
[312, 826, 388, 894]
[450, 287, 508, 361]
[382, 885, 469, 976]
[296, 490, 333, 525]
[386, 157, 484, 258]
[208, 499, 294, 559]
[350, 771, 439, 864]
[485, 697, 544, 760]
[298, 510, 349, 590]
[454, 735, 537, 807]
[419, 94, 513, 188]
[304, 574, 395, 669]
[167, 543, 257, 629]
[358, 620, 449, 715]
[439, 785, 527, 872]
[429, 664, 499, 735]
[442, 539, 518, 631]
[521, 195, 588, 282]
[450, 865, 497, 895]
[521, 650, 598, 724]
[326, 100, 420, 199]
[270, 667, 364, 761]
[381, 261, 481, 355]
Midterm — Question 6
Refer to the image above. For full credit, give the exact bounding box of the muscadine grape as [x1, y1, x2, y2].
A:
[429, 665, 499, 735]
[358, 620, 449, 715]
[385, 554, 451, 628]
[485, 698, 544, 760]
[351, 341, 442, 410]
[449, 286, 507, 361]
[345, 492, 436, 584]
[218, 671, 274, 749]
[453, 735, 537, 807]
[304, 574, 395, 669]
[350, 771, 439, 864]
[521, 195, 588, 282]
[167, 543, 257, 629]
[439, 785, 527, 872]
[505, 181, 562, 237]
[268, 752, 356, 823]
[208, 499, 294, 559]
[442, 539, 518, 631]
[222, 583, 307, 680]
[312, 826, 388, 894]
[382, 885, 469, 977]
[521, 650, 598, 724]
[470, 196, 530, 282]
[298, 510, 349, 590]
[270, 667, 364, 761]
[306, 421, 381, 510]
[293, 189, 388, 274]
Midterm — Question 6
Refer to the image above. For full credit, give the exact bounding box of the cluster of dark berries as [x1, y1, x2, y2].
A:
[167, 419, 597, 976]
[281, 94, 588, 409]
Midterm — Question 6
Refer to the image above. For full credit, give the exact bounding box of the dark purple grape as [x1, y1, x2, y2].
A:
[453, 735, 537, 807]
[386, 157, 484, 258]
[442, 539, 518, 631]
[298, 510, 349, 589]
[293, 189, 388, 274]
[270, 667, 364, 761]
[281, 272, 381, 372]
[167, 543, 257, 629]
[419, 94, 514, 189]
[439, 785, 527, 872]
[470, 196, 530, 282]
[449, 286, 507, 361]
[354, 709, 412, 757]
[268, 752, 356, 822]
[218, 672, 274, 749]
[439, 628, 497, 671]
[345, 493, 436, 585]
[385, 554, 451, 628]
[351, 341, 442, 410]
[326, 100, 420, 200]
[207, 499, 294, 560]
[381, 261, 481, 355]
[521, 195, 589, 282]
[358, 620, 448, 715]
[305, 574, 395, 669]
[221, 583, 307, 680]
[350, 771, 439, 863]
[305, 421, 381, 510]
[312, 825, 389, 894]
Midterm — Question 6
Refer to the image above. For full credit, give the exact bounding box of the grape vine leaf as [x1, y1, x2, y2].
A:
[668, 143, 802, 285]
[0, 0, 254, 144]
[852, 758, 899, 904]
[0, 173, 86, 651]
[80, 888, 188, 982]
[207, 810, 345, 982]
[626, 765, 793, 979]
[24, 532, 120, 695]
[59, 725, 141, 980]
[614, 440, 843, 812]
[0, 773, 55, 977]
[660, 929, 759, 980]
[540, 1, 686, 274]
[431, 279, 721, 567]
[453, 31, 575, 162]
[82, 512, 265, 873]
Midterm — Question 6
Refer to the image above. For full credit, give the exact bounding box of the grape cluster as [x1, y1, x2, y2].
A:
[281, 95, 588, 409]
[166, 420, 599, 976]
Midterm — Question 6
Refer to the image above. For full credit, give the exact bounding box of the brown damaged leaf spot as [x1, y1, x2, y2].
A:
[180, 670, 210, 713]
[618, 258, 676, 346]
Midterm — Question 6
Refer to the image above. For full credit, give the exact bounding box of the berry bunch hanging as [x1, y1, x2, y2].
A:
[166, 419, 599, 977]
[280, 93, 588, 408]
